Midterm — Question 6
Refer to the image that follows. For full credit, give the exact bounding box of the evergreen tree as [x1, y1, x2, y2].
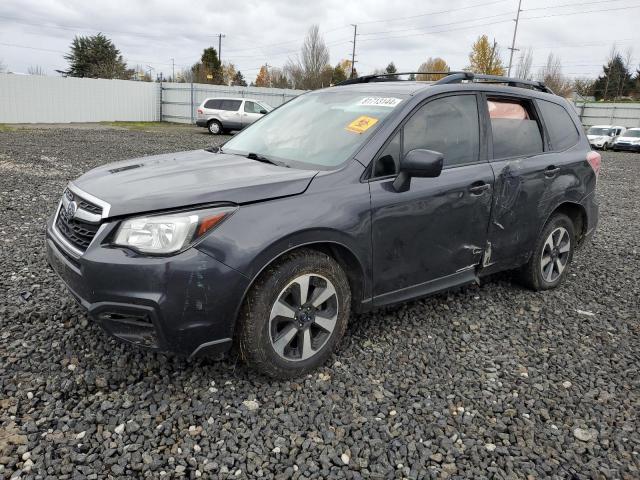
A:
[191, 47, 224, 84]
[232, 70, 247, 86]
[592, 54, 633, 100]
[64, 33, 132, 79]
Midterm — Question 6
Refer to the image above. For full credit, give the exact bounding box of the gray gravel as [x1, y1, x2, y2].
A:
[1, 124, 639, 479]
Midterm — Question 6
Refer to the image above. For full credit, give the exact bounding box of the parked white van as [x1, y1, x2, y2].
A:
[196, 98, 273, 134]
[586, 125, 626, 150]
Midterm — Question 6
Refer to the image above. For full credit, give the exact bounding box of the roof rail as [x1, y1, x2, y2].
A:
[337, 71, 461, 86]
[434, 72, 554, 94]
[337, 70, 554, 94]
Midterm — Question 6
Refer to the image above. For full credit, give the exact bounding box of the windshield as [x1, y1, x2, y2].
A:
[587, 127, 613, 136]
[624, 129, 640, 138]
[222, 90, 407, 169]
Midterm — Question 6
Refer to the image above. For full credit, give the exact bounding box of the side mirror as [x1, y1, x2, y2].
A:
[259, 109, 268, 114]
[393, 149, 443, 192]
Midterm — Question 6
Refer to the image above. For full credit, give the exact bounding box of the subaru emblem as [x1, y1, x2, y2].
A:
[67, 201, 78, 218]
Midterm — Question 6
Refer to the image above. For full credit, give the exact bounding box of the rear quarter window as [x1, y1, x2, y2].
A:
[537, 100, 580, 151]
[204, 99, 221, 109]
[221, 100, 242, 111]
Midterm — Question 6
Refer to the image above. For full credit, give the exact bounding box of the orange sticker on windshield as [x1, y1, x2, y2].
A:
[346, 115, 378, 134]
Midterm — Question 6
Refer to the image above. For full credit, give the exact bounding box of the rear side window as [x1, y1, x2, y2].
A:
[403, 95, 480, 167]
[204, 99, 222, 109]
[537, 100, 579, 151]
[488, 98, 544, 159]
[221, 100, 242, 111]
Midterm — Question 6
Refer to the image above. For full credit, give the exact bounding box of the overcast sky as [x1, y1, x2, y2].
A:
[0, 0, 638, 82]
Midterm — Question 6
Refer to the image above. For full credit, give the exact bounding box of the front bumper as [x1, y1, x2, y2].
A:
[46, 217, 250, 359]
[612, 143, 640, 152]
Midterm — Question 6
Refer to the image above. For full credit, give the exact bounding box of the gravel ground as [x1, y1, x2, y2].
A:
[1, 124, 639, 479]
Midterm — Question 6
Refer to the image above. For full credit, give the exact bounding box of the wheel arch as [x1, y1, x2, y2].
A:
[545, 201, 588, 245]
[232, 240, 368, 336]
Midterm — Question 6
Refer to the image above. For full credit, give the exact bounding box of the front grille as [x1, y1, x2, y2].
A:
[55, 190, 103, 252]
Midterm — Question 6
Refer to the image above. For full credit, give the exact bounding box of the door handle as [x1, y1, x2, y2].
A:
[544, 165, 560, 177]
[468, 182, 490, 195]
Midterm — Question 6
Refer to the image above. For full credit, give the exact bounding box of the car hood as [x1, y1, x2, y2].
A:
[73, 150, 318, 218]
[587, 134, 611, 140]
[615, 136, 639, 142]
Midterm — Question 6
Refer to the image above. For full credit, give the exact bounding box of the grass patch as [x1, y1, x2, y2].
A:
[0, 124, 16, 132]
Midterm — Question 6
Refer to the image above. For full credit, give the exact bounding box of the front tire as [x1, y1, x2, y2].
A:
[237, 249, 351, 379]
[519, 213, 575, 291]
[207, 120, 222, 135]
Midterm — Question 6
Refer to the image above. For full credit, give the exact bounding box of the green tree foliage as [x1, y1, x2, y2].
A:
[331, 63, 347, 84]
[466, 35, 505, 75]
[232, 70, 247, 86]
[191, 47, 224, 84]
[593, 53, 634, 100]
[64, 33, 132, 79]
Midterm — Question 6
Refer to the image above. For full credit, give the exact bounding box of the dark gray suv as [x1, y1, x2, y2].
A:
[46, 73, 600, 378]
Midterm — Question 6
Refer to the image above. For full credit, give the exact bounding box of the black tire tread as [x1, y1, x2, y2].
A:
[519, 213, 575, 291]
[236, 248, 351, 379]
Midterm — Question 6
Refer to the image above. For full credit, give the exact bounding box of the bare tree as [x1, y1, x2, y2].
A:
[0, 59, 6, 73]
[285, 25, 331, 90]
[514, 47, 533, 80]
[27, 65, 46, 76]
[573, 77, 595, 97]
[537, 53, 573, 97]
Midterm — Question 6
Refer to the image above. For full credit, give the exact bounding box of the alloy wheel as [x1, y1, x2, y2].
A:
[269, 274, 338, 362]
[540, 226, 571, 283]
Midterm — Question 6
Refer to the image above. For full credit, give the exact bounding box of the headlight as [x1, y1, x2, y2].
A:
[113, 205, 237, 254]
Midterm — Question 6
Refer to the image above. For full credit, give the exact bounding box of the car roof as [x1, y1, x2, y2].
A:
[327, 79, 570, 103]
[325, 81, 432, 96]
[202, 97, 267, 102]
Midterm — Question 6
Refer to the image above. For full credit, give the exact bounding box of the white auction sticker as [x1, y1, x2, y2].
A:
[357, 97, 403, 107]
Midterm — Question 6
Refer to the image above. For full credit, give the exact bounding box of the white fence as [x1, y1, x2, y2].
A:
[160, 83, 306, 123]
[5, 73, 636, 129]
[575, 102, 640, 128]
[0, 74, 305, 124]
[0, 74, 160, 123]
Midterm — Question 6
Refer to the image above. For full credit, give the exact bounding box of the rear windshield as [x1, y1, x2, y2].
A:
[222, 91, 407, 169]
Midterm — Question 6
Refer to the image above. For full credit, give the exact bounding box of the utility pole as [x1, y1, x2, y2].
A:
[507, 0, 523, 77]
[217, 33, 226, 64]
[170, 58, 175, 81]
[264, 63, 271, 87]
[350, 24, 358, 79]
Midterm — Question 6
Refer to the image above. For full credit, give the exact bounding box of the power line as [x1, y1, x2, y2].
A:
[357, 0, 511, 25]
[358, 11, 514, 37]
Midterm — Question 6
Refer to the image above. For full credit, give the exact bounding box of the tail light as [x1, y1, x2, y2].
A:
[586, 151, 601, 178]
[197, 108, 203, 114]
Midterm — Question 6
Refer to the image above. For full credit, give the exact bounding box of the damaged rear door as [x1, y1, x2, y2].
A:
[369, 93, 494, 303]
[481, 94, 551, 270]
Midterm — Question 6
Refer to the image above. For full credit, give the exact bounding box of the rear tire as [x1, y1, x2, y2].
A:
[519, 213, 575, 291]
[236, 249, 351, 379]
[208, 120, 222, 135]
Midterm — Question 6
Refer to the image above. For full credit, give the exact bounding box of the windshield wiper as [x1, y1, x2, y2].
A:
[247, 152, 288, 167]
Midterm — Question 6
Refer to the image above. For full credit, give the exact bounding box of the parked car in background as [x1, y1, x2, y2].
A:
[612, 128, 640, 152]
[586, 125, 626, 150]
[46, 72, 600, 378]
[196, 98, 273, 134]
